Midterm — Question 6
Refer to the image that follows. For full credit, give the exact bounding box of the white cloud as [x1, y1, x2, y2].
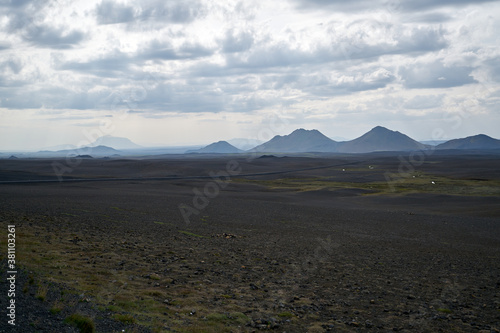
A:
[0, 0, 499, 149]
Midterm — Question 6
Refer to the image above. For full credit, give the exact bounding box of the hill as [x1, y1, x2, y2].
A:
[36, 145, 121, 157]
[190, 141, 243, 154]
[436, 134, 500, 150]
[250, 129, 338, 153]
[337, 126, 428, 153]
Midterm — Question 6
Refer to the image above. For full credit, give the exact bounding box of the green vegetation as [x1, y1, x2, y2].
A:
[64, 313, 95, 333]
[278, 311, 294, 318]
[437, 308, 453, 314]
[234, 173, 500, 197]
[35, 284, 48, 301]
[114, 313, 136, 324]
[178, 230, 206, 238]
[50, 304, 63, 314]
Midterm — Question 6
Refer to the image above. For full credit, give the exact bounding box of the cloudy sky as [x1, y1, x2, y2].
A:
[1, 0, 500, 150]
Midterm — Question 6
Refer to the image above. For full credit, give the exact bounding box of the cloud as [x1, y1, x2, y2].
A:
[0, 42, 10, 51]
[300, 68, 396, 96]
[95, 0, 136, 24]
[404, 12, 452, 23]
[221, 29, 254, 53]
[399, 0, 499, 11]
[59, 51, 133, 77]
[403, 94, 445, 109]
[399, 60, 477, 89]
[23, 24, 85, 49]
[139, 39, 214, 61]
[291, 0, 499, 12]
[94, 0, 206, 25]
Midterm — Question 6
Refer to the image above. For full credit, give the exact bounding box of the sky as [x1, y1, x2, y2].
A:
[1, 0, 500, 150]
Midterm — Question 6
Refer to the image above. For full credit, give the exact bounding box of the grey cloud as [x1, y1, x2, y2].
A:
[94, 0, 206, 26]
[60, 41, 213, 79]
[484, 57, 500, 83]
[23, 24, 84, 49]
[400, 0, 499, 11]
[399, 61, 477, 89]
[300, 68, 396, 96]
[403, 94, 444, 109]
[59, 51, 132, 77]
[404, 12, 452, 23]
[0, 0, 32, 8]
[0, 88, 42, 108]
[395, 26, 448, 54]
[0, 58, 22, 74]
[291, 0, 374, 12]
[95, 0, 135, 24]
[291, 0, 498, 12]
[140, 40, 213, 60]
[222, 29, 254, 53]
[197, 25, 446, 76]
[0, 43, 10, 51]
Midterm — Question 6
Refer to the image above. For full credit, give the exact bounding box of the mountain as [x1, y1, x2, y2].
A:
[436, 134, 500, 150]
[337, 126, 428, 153]
[190, 141, 243, 154]
[36, 145, 121, 157]
[227, 138, 264, 151]
[86, 135, 142, 150]
[250, 129, 338, 153]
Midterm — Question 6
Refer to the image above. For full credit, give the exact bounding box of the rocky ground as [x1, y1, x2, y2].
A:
[0, 153, 499, 332]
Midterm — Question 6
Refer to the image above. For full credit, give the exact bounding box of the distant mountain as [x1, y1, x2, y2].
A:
[227, 138, 264, 151]
[250, 129, 338, 153]
[86, 135, 142, 150]
[37, 145, 121, 157]
[436, 134, 500, 150]
[337, 126, 428, 153]
[419, 140, 448, 146]
[190, 141, 243, 154]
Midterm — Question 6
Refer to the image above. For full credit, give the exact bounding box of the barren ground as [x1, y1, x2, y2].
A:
[0, 152, 499, 332]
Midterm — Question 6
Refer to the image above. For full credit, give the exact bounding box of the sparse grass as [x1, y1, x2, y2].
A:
[205, 312, 249, 325]
[178, 230, 207, 238]
[114, 313, 136, 324]
[206, 313, 229, 322]
[64, 313, 95, 333]
[50, 303, 63, 314]
[234, 173, 500, 197]
[35, 283, 48, 301]
[437, 308, 453, 314]
[278, 311, 294, 318]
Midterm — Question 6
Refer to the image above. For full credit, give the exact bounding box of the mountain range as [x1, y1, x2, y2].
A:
[7, 128, 499, 158]
[196, 126, 500, 154]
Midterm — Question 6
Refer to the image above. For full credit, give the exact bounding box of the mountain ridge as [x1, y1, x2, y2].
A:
[249, 128, 339, 153]
[189, 141, 243, 154]
[436, 134, 500, 150]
